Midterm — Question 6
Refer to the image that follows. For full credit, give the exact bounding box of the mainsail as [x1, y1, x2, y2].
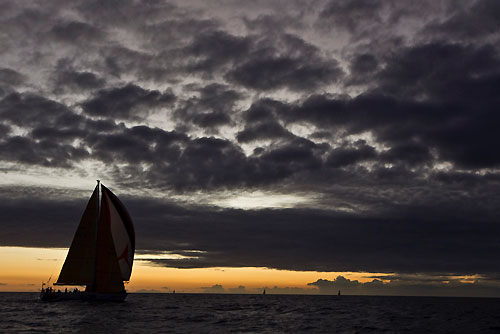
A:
[56, 185, 99, 285]
[55, 182, 135, 294]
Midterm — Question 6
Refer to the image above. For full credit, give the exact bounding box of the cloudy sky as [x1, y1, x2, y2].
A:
[1, 0, 500, 295]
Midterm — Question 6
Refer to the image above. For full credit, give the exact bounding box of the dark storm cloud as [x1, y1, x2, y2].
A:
[81, 84, 175, 120]
[0, 189, 90, 248]
[0, 92, 79, 128]
[86, 125, 188, 167]
[190, 111, 230, 129]
[46, 2, 221, 83]
[376, 43, 500, 101]
[242, 98, 290, 123]
[243, 13, 306, 33]
[380, 142, 432, 166]
[237, 98, 294, 143]
[181, 27, 344, 92]
[0, 136, 88, 167]
[346, 53, 379, 86]
[237, 97, 322, 146]
[0, 92, 113, 167]
[226, 34, 343, 92]
[141, 17, 220, 47]
[81, 124, 312, 190]
[30, 126, 87, 142]
[0, 68, 25, 86]
[316, 0, 452, 42]
[0, 123, 10, 137]
[125, 204, 500, 276]
[282, 48, 500, 170]
[163, 137, 327, 190]
[130, 133, 320, 190]
[0, 92, 321, 189]
[349, 54, 378, 75]
[326, 141, 376, 168]
[184, 30, 253, 75]
[54, 69, 105, 93]
[256, 137, 326, 179]
[50, 21, 106, 44]
[373, 42, 500, 168]
[77, 0, 180, 29]
[423, 0, 500, 41]
[318, 0, 383, 34]
[0, 91, 105, 140]
[63, 71, 104, 89]
[0, 93, 89, 168]
[97, 46, 170, 81]
[236, 121, 293, 143]
[56, 117, 327, 191]
[158, 136, 250, 190]
[3, 187, 500, 279]
[433, 170, 500, 187]
[0, 4, 53, 45]
[228, 56, 341, 92]
[174, 83, 240, 129]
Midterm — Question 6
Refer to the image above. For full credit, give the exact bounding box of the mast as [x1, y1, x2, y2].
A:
[89, 179, 100, 292]
[96, 179, 100, 240]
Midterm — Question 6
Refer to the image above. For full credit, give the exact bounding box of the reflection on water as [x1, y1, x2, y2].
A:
[1, 292, 500, 333]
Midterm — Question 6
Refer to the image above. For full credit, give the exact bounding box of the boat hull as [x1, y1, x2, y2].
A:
[40, 290, 127, 302]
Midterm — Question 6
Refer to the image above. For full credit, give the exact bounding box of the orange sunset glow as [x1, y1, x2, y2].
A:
[0, 246, 384, 294]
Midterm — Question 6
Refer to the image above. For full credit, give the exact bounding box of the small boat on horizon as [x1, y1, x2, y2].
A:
[40, 181, 135, 302]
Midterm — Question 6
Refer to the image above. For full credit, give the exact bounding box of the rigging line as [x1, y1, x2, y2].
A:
[46, 248, 66, 285]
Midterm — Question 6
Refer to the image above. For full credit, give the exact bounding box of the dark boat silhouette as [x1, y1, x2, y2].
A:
[40, 181, 135, 302]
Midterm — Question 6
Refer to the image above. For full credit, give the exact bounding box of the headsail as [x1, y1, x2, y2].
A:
[92, 191, 125, 293]
[102, 185, 135, 281]
[56, 185, 99, 285]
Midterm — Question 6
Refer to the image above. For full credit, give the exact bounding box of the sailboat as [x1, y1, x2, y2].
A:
[40, 181, 135, 302]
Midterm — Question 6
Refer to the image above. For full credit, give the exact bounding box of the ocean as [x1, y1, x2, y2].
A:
[1, 293, 500, 333]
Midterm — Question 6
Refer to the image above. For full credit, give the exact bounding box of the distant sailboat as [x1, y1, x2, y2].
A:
[40, 181, 135, 302]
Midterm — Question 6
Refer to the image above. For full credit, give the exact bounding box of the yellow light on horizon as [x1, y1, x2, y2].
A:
[0, 246, 387, 293]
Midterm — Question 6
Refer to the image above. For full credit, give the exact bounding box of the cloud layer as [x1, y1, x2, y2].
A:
[1, 0, 500, 291]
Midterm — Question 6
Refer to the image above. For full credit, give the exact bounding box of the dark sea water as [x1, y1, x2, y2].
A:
[1, 293, 500, 333]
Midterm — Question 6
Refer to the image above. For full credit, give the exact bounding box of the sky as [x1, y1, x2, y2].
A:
[1, 0, 500, 296]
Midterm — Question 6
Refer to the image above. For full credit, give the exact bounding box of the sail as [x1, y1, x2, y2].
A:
[55, 183, 135, 293]
[56, 186, 99, 285]
[93, 190, 125, 293]
[102, 185, 135, 281]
